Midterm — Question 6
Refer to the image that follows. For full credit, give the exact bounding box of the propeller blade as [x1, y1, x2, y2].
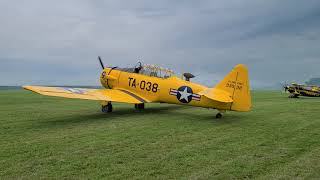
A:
[98, 56, 105, 69]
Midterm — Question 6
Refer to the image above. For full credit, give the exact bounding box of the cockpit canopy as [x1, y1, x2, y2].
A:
[115, 62, 175, 79]
[140, 64, 175, 78]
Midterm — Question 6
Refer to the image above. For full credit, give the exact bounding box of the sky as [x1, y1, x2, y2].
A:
[0, 0, 320, 88]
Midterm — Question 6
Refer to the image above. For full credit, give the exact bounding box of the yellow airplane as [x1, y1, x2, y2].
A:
[23, 57, 251, 118]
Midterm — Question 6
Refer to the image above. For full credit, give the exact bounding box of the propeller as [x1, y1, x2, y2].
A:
[280, 81, 288, 93]
[98, 56, 105, 69]
[284, 85, 288, 92]
[98, 56, 118, 70]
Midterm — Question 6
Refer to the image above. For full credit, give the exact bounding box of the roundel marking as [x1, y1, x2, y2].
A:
[176, 86, 193, 103]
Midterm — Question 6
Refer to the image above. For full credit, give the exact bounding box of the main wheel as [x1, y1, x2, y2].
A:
[288, 94, 299, 98]
[216, 113, 222, 119]
[102, 102, 112, 113]
[107, 102, 113, 112]
[135, 103, 145, 110]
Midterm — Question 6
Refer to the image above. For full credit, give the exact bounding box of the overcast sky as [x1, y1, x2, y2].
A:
[1, 0, 320, 88]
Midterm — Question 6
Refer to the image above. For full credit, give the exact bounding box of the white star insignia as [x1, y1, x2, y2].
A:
[179, 87, 191, 101]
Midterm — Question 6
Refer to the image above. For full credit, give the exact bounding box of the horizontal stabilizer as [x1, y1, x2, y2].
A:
[198, 88, 233, 103]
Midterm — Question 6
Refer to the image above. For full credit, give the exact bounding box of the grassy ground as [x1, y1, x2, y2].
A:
[0, 90, 320, 179]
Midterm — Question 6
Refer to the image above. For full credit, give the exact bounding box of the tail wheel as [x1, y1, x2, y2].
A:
[216, 113, 222, 119]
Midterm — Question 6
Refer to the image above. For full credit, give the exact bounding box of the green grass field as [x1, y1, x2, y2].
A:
[1, 90, 320, 179]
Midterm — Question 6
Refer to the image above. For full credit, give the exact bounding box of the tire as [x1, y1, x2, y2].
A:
[139, 103, 144, 109]
[101, 105, 108, 113]
[107, 103, 113, 112]
[102, 102, 112, 113]
[135, 103, 144, 110]
[216, 113, 222, 119]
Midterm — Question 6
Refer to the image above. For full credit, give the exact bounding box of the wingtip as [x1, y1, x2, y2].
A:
[22, 85, 37, 91]
[22, 85, 30, 90]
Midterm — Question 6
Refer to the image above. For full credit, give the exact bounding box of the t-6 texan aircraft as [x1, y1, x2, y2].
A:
[284, 83, 320, 98]
[23, 57, 251, 118]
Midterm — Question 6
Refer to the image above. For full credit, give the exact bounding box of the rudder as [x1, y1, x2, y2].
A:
[214, 64, 251, 111]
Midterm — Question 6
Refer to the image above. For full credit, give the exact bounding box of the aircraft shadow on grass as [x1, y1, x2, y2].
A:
[35, 104, 245, 129]
[37, 105, 187, 125]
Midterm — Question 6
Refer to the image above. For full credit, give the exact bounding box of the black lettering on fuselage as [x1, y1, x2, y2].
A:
[132, 79, 136, 88]
[128, 77, 133, 86]
[140, 80, 146, 89]
[128, 77, 158, 93]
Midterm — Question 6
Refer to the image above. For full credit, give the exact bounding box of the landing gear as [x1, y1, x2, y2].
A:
[135, 103, 145, 110]
[288, 94, 299, 98]
[215, 110, 225, 119]
[216, 113, 223, 119]
[102, 102, 112, 113]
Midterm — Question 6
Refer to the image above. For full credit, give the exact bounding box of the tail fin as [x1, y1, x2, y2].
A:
[214, 64, 251, 111]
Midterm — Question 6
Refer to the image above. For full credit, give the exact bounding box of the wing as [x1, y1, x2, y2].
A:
[198, 88, 233, 103]
[23, 86, 150, 104]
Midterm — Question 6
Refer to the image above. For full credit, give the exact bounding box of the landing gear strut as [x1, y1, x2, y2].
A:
[135, 103, 145, 110]
[288, 94, 299, 98]
[216, 113, 223, 119]
[102, 102, 112, 113]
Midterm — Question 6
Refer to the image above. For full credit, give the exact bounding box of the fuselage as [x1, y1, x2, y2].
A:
[100, 68, 231, 110]
[287, 86, 320, 97]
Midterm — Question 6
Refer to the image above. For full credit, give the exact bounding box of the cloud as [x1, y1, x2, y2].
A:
[0, 0, 320, 87]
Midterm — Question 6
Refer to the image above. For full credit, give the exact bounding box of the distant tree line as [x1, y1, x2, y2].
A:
[305, 78, 320, 86]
